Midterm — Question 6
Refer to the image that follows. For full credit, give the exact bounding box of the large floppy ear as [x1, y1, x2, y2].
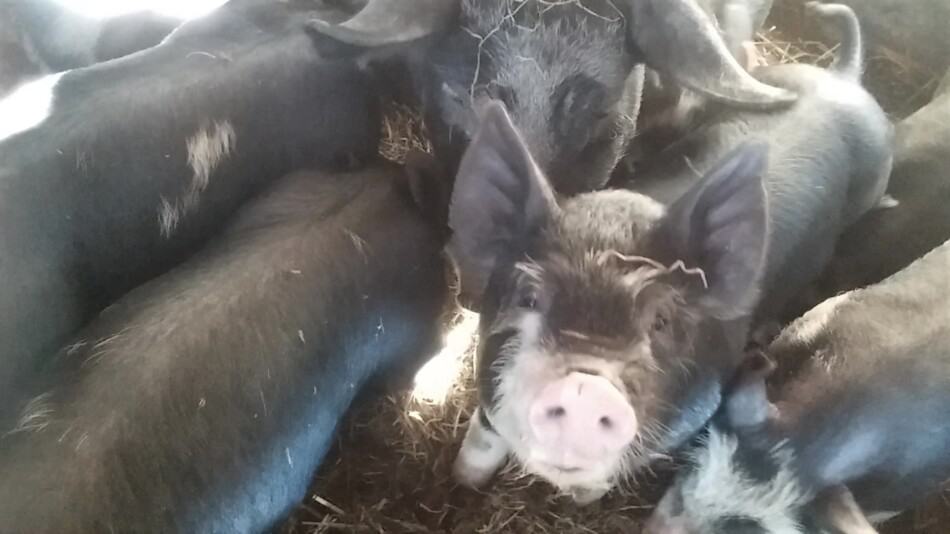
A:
[627, 0, 795, 108]
[650, 141, 770, 319]
[807, 486, 880, 534]
[723, 351, 776, 430]
[447, 101, 559, 306]
[307, 0, 459, 47]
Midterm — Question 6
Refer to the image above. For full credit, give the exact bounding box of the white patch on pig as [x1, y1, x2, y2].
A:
[185, 120, 236, 211]
[7, 393, 55, 435]
[158, 196, 180, 239]
[453, 408, 512, 488]
[158, 120, 236, 238]
[675, 429, 809, 534]
[874, 194, 899, 210]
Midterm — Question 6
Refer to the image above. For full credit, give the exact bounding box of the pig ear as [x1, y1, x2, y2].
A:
[807, 486, 880, 534]
[628, 0, 795, 108]
[652, 141, 769, 319]
[307, 0, 458, 47]
[447, 101, 559, 305]
[724, 351, 776, 430]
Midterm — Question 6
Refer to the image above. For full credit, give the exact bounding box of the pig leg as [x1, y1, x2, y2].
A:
[569, 485, 611, 505]
[453, 408, 511, 488]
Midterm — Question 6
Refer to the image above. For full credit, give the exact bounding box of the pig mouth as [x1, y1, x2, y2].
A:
[538, 462, 583, 474]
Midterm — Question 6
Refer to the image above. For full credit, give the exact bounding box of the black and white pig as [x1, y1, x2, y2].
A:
[0, 160, 449, 533]
[625, 1, 893, 329]
[645, 238, 950, 534]
[0, 0, 380, 414]
[309, 0, 796, 195]
[447, 100, 773, 503]
[808, 68, 950, 298]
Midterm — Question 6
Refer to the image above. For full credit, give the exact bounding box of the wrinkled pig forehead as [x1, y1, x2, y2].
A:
[526, 191, 668, 341]
[537, 254, 642, 344]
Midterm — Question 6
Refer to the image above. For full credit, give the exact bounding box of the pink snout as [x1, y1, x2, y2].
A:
[528, 372, 638, 465]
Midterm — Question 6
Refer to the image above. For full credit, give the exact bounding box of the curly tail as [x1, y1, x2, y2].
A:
[806, 1, 864, 81]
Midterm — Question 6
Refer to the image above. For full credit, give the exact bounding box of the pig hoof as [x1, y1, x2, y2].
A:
[452, 409, 510, 489]
[569, 486, 609, 505]
[452, 453, 497, 488]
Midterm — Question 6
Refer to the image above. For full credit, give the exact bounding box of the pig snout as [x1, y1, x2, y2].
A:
[528, 372, 637, 464]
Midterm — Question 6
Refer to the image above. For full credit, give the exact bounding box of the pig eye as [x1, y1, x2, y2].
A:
[518, 293, 538, 310]
[652, 313, 669, 332]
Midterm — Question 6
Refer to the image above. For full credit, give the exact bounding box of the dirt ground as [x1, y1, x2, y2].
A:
[284, 7, 948, 534]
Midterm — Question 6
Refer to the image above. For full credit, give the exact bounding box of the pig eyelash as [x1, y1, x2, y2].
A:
[596, 250, 709, 289]
[596, 250, 666, 271]
[667, 260, 709, 289]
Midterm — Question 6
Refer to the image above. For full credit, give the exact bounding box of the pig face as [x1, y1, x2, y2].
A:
[447, 101, 770, 501]
[310, 0, 795, 195]
[645, 354, 878, 534]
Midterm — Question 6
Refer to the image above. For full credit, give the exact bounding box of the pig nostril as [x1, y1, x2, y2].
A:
[599, 416, 612, 430]
[547, 406, 566, 419]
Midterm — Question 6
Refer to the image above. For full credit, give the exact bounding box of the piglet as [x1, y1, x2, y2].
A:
[809, 68, 950, 299]
[448, 99, 772, 503]
[646, 238, 950, 534]
[627, 2, 893, 332]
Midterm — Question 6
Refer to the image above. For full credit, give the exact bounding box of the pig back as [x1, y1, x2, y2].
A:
[0, 164, 449, 534]
[767, 240, 950, 510]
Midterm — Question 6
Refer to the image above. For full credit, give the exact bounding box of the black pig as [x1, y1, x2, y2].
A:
[0, 161, 449, 533]
[310, 0, 796, 195]
[626, 2, 893, 331]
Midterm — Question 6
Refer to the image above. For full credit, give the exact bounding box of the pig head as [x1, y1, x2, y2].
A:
[310, 0, 794, 195]
[446, 101, 771, 501]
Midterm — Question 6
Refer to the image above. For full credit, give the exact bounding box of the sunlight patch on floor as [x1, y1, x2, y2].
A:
[411, 310, 479, 405]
